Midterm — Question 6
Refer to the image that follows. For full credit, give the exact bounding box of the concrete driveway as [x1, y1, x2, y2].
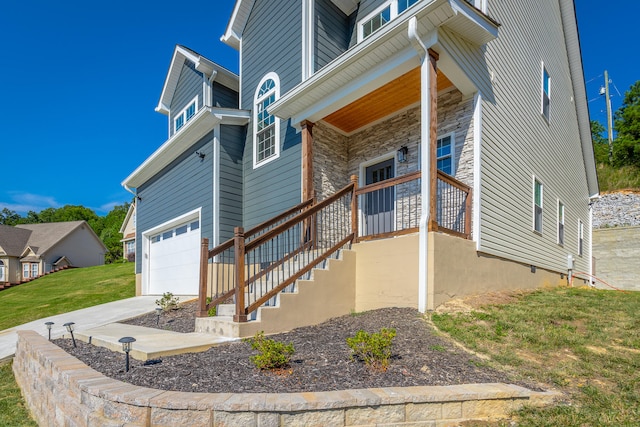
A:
[0, 295, 196, 361]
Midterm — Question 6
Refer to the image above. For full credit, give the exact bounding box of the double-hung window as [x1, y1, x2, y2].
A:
[358, 0, 419, 41]
[436, 134, 455, 175]
[533, 178, 543, 233]
[557, 201, 564, 245]
[578, 220, 584, 256]
[253, 73, 280, 168]
[174, 96, 198, 133]
[31, 263, 38, 278]
[541, 65, 550, 122]
[23, 263, 29, 279]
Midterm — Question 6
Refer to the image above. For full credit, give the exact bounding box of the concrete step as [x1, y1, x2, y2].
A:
[73, 323, 235, 361]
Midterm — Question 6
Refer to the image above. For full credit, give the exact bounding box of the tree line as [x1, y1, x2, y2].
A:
[0, 203, 130, 264]
[592, 80, 640, 168]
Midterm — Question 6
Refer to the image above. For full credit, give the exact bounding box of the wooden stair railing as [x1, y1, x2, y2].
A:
[198, 170, 471, 320]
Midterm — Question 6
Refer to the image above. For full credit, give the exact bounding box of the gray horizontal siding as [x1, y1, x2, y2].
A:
[212, 82, 239, 109]
[476, 0, 591, 275]
[219, 125, 245, 242]
[241, 0, 303, 228]
[169, 61, 204, 136]
[315, 0, 352, 71]
[136, 133, 214, 273]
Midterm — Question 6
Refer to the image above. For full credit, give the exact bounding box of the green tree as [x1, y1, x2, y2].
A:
[613, 80, 640, 167]
[0, 208, 21, 225]
[99, 203, 130, 263]
[591, 120, 609, 164]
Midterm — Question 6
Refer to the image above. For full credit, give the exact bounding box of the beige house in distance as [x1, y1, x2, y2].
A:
[119, 203, 136, 261]
[0, 221, 106, 285]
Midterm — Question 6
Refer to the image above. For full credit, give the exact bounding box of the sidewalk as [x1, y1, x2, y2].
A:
[0, 295, 196, 361]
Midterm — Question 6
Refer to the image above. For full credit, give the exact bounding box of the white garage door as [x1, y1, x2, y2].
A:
[148, 219, 201, 295]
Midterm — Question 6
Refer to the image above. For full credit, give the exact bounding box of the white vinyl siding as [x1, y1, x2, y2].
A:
[475, 0, 591, 275]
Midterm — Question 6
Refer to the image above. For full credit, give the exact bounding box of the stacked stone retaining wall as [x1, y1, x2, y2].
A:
[13, 330, 557, 427]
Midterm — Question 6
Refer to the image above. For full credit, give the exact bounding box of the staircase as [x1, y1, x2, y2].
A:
[195, 248, 356, 338]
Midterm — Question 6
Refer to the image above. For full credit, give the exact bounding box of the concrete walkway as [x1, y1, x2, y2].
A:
[0, 295, 197, 362]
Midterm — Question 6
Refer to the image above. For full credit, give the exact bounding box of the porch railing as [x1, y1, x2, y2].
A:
[198, 170, 471, 320]
[199, 183, 355, 320]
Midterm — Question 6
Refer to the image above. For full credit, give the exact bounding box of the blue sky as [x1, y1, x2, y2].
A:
[0, 1, 637, 216]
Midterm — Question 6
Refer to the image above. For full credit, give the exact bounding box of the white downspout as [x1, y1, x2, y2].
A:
[408, 18, 437, 313]
[207, 70, 218, 108]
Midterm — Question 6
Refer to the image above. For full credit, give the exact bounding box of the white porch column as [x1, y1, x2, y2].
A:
[409, 18, 438, 313]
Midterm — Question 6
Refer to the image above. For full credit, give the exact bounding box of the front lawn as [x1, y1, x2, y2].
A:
[0, 263, 135, 331]
[431, 286, 640, 425]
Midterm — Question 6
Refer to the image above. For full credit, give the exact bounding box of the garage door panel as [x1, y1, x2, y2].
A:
[148, 219, 200, 295]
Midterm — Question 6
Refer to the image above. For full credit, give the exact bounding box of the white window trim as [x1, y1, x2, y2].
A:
[174, 96, 199, 134]
[533, 176, 543, 234]
[541, 63, 550, 122]
[253, 72, 281, 169]
[557, 199, 564, 246]
[357, 1, 395, 42]
[357, 0, 421, 42]
[436, 132, 456, 175]
[578, 219, 584, 257]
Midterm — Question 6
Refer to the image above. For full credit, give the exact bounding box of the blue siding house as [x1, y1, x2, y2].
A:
[124, 0, 598, 333]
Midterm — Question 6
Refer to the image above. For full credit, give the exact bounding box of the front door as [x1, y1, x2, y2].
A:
[364, 158, 395, 235]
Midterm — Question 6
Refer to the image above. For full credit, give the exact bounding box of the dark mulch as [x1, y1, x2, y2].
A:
[54, 302, 539, 394]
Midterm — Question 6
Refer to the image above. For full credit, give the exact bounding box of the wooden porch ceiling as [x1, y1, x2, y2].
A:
[322, 67, 453, 134]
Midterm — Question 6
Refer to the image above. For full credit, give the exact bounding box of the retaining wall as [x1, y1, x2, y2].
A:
[13, 331, 558, 426]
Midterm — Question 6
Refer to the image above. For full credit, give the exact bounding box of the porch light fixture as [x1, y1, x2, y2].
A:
[155, 307, 162, 326]
[195, 151, 206, 160]
[397, 146, 409, 163]
[45, 321, 54, 341]
[63, 322, 76, 347]
[118, 336, 136, 372]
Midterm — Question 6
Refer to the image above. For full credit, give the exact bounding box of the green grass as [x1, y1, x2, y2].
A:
[596, 162, 640, 192]
[432, 286, 640, 426]
[0, 361, 37, 427]
[0, 263, 135, 331]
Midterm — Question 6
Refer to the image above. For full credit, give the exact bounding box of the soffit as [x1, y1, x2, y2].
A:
[269, 0, 498, 124]
[323, 68, 453, 133]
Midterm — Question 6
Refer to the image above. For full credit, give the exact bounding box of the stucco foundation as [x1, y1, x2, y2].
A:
[13, 330, 558, 427]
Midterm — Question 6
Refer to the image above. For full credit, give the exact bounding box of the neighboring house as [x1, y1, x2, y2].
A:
[0, 221, 107, 285]
[123, 0, 598, 333]
[119, 203, 136, 262]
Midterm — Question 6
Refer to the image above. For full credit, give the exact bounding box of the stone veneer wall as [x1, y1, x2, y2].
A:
[14, 330, 558, 427]
[314, 89, 475, 201]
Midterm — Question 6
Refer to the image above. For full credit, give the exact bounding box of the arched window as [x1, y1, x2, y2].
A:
[253, 73, 280, 167]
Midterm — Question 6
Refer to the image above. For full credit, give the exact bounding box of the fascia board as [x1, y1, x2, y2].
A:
[222, 0, 254, 50]
[122, 108, 218, 189]
[122, 108, 249, 189]
[270, 0, 498, 123]
[156, 47, 186, 114]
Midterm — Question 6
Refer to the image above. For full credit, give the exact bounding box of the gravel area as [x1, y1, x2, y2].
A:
[592, 191, 640, 228]
[54, 302, 539, 394]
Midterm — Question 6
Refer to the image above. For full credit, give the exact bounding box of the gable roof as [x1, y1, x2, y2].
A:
[15, 221, 107, 256]
[222, 0, 358, 49]
[156, 45, 239, 115]
[119, 202, 135, 234]
[0, 224, 32, 257]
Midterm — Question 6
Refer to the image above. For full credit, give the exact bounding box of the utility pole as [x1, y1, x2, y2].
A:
[604, 70, 614, 162]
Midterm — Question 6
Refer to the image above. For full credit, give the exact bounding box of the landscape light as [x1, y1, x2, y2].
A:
[63, 322, 76, 347]
[155, 307, 162, 326]
[45, 322, 54, 341]
[118, 337, 136, 372]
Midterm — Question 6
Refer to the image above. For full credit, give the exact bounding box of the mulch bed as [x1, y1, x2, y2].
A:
[54, 301, 539, 394]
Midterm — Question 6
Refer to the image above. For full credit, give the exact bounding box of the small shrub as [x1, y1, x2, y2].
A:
[346, 328, 396, 371]
[126, 252, 135, 263]
[155, 292, 180, 311]
[246, 331, 295, 370]
[205, 297, 216, 316]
